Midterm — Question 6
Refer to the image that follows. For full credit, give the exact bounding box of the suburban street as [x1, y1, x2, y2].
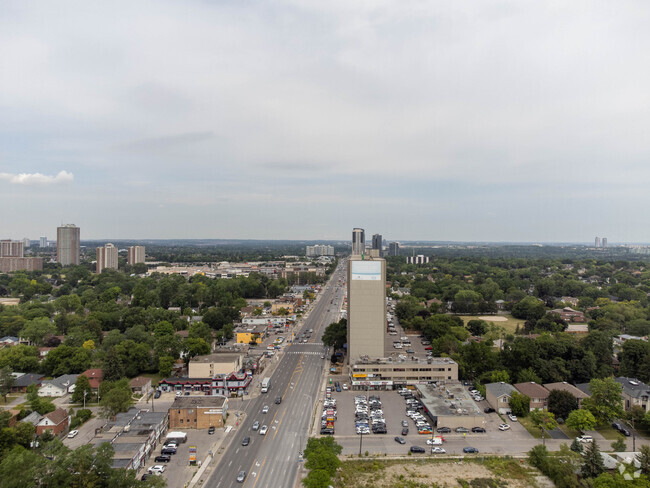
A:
[205, 263, 347, 488]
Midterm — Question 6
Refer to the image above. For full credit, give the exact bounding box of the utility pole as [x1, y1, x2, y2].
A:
[359, 430, 364, 456]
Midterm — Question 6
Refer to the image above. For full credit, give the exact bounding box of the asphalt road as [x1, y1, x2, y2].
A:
[206, 264, 347, 488]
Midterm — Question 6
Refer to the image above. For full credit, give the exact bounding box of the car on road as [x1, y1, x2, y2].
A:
[154, 390, 161, 399]
[67, 430, 79, 438]
[499, 424, 510, 431]
[394, 436, 406, 444]
[260, 425, 268, 435]
[472, 427, 486, 433]
[236, 470, 247, 483]
[154, 455, 171, 463]
[508, 414, 518, 422]
[262, 405, 269, 414]
[148, 465, 166, 474]
[208, 426, 215, 435]
[426, 438, 443, 445]
[612, 422, 631, 436]
[431, 447, 446, 454]
[401, 420, 409, 428]
[252, 421, 260, 431]
[241, 436, 250, 446]
[401, 427, 409, 436]
[463, 447, 479, 453]
[437, 427, 451, 433]
[484, 407, 495, 413]
[410, 446, 425, 453]
[275, 396, 282, 404]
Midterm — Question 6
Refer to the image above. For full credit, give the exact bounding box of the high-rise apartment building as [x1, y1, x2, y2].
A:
[23, 238, 31, 249]
[97, 243, 118, 273]
[127, 245, 146, 266]
[351, 228, 365, 255]
[388, 242, 400, 256]
[406, 255, 430, 265]
[595, 237, 601, 248]
[306, 245, 334, 257]
[602, 237, 608, 248]
[347, 255, 386, 363]
[57, 225, 80, 266]
[372, 234, 383, 256]
[0, 240, 24, 257]
[40, 236, 47, 248]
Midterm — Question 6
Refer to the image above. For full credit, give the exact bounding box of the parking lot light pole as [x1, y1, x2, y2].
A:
[359, 431, 363, 456]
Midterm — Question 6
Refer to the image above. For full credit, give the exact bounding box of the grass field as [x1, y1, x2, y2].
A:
[457, 314, 525, 335]
[334, 457, 541, 488]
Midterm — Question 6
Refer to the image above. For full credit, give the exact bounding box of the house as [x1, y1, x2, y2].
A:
[615, 377, 650, 413]
[38, 374, 78, 397]
[543, 382, 590, 408]
[485, 382, 517, 414]
[129, 376, 152, 395]
[80, 369, 103, 390]
[560, 297, 580, 307]
[549, 307, 585, 322]
[514, 382, 550, 410]
[0, 336, 20, 347]
[11, 373, 44, 393]
[36, 408, 70, 436]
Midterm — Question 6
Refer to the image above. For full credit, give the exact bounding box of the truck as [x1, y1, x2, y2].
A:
[165, 431, 187, 443]
[261, 377, 271, 393]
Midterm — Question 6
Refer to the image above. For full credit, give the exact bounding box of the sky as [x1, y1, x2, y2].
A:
[2, 1, 650, 243]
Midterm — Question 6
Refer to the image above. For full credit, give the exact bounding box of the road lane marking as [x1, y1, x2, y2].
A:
[250, 456, 267, 488]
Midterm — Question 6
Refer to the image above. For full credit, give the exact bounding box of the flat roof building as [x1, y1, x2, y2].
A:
[349, 357, 458, 390]
[57, 224, 80, 266]
[188, 353, 243, 378]
[416, 382, 485, 430]
[127, 245, 145, 266]
[97, 243, 118, 273]
[168, 396, 228, 429]
[351, 228, 365, 255]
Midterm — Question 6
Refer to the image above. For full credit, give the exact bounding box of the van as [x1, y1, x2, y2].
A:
[576, 435, 593, 443]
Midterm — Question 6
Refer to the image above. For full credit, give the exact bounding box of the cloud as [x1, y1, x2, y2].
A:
[0, 170, 74, 185]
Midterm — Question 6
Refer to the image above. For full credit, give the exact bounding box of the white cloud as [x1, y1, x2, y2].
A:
[0, 170, 74, 185]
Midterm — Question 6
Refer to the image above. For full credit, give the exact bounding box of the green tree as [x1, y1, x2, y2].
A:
[466, 319, 487, 336]
[566, 409, 597, 432]
[618, 339, 650, 382]
[182, 338, 211, 361]
[570, 438, 583, 453]
[20, 317, 57, 346]
[547, 389, 579, 420]
[581, 439, 605, 479]
[489, 370, 510, 383]
[187, 321, 213, 345]
[71, 374, 94, 405]
[509, 392, 530, 417]
[582, 378, 624, 425]
[611, 437, 627, 452]
[529, 409, 558, 445]
[102, 347, 125, 382]
[99, 381, 132, 418]
[516, 368, 542, 384]
[511, 296, 546, 321]
[158, 356, 175, 378]
[637, 445, 650, 475]
[0, 366, 15, 402]
[322, 319, 347, 350]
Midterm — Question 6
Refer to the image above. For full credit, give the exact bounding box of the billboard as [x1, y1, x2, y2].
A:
[351, 261, 381, 281]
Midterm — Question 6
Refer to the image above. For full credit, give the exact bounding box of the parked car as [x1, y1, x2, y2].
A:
[154, 390, 161, 399]
[208, 426, 215, 435]
[410, 446, 426, 453]
[576, 435, 593, 443]
[431, 447, 446, 454]
[471, 427, 486, 433]
[161, 447, 177, 455]
[394, 436, 406, 444]
[463, 447, 479, 453]
[154, 455, 171, 463]
[237, 470, 247, 483]
[612, 422, 631, 436]
[241, 436, 250, 446]
[67, 430, 79, 438]
[455, 427, 470, 433]
[484, 407, 495, 413]
[508, 414, 518, 422]
[499, 423, 510, 431]
[401, 427, 409, 436]
[148, 465, 166, 474]
[401, 420, 409, 428]
[437, 427, 451, 433]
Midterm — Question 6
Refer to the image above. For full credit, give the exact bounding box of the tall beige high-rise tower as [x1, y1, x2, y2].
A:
[96, 243, 118, 273]
[347, 255, 386, 363]
[127, 245, 145, 265]
[57, 225, 80, 266]
[352, 228, 365, 255]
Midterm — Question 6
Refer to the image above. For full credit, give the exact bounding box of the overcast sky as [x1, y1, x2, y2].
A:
[2, 1, 650, 243]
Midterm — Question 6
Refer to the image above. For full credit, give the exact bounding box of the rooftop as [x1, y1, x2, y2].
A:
[170, 396, 228, 409]
[514, 382, 550, 399]
[191, 353, 242, 364]
[543, 382, 590, 399]
[615, 377, 650, 398]
[485, 382, 516, 398]
[416, 382, 484, 418]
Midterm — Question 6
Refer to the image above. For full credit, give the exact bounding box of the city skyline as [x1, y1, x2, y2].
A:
[2, 2, 650, 242]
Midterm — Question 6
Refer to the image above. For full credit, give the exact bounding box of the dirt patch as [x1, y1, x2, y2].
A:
[478, 316, 508, 322]
[383, 462, 530, 487]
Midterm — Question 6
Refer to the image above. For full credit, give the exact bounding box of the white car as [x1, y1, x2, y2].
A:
[499, 423, 510, 431]
[426, 438, 443, 445]
[431, 447, 446, 454]
[259, 425, 268, 435]
[508, 414, 518, 422]
[262, 406, 269, 414]
[576, 435, 593, 443]
[67, 430, 79, 438]
[148, 465, 166, 475]
[342, 384, 348, 390]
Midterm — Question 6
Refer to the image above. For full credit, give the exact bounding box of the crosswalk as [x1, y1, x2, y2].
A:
[289, 342, 324, 346]
[286, 351, 325, 356]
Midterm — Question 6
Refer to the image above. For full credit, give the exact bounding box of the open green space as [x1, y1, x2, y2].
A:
[457, 314, 525, 335]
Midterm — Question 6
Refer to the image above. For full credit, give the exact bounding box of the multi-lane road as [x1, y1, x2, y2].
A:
[207, 263, 346, 488]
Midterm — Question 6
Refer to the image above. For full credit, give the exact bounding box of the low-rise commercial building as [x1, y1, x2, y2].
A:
[159, 372, 252, 397]
[91, 408, 168, 470]
[188, 353, 243, 378]
[416, 382, 486, 430]
[349, 357, 458, 390]
[168, 396, 228, 429]
[235, 325, 267, 344]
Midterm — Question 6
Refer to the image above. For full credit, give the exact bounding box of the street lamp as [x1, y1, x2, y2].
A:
[83, 390, 87, 410]
[359, 430, 364, 456]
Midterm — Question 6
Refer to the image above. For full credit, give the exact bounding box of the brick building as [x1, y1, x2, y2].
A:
[168, 396, 228, 430]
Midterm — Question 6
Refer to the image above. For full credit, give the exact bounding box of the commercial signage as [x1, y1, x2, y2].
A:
[351, 261, 381, 281]
[352, 373, 367, 378]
